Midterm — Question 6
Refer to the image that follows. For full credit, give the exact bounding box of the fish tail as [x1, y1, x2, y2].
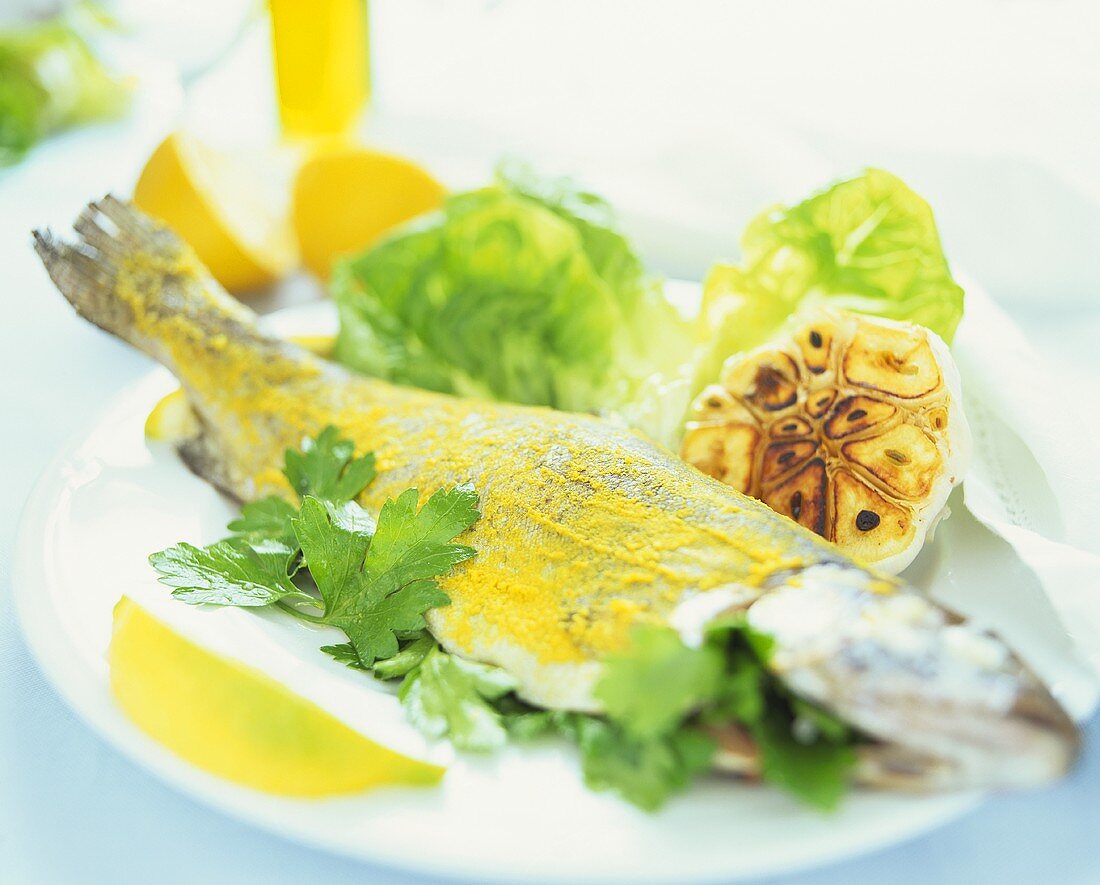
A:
[33, 196, 276, 363]
[34, 197, 337, 498]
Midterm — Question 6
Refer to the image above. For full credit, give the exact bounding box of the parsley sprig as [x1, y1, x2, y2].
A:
[150, 426, 479, 673]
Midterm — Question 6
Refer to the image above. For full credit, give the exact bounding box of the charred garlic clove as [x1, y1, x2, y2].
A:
[682, 309, 970, 573]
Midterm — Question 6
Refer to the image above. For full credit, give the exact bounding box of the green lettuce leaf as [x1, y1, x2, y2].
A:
[696, 168, 964, 389]
[332, 167, 694, 419]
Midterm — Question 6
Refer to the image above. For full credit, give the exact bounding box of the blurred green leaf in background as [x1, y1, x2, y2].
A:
[0, 10, 131, 166]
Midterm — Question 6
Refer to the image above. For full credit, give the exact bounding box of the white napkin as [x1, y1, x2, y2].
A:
[952, 280, 1100, 717]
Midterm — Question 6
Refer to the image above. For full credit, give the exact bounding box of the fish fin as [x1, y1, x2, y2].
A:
[36, 198, 341, 500]
[33, 197, 278, 364]
[178, 427, 246, 503]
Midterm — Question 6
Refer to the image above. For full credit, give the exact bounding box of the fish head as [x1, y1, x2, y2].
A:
[744, 565, 1080, 790]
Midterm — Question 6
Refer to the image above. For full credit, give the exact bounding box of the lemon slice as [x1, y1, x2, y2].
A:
[110, 597, 445, 796]
[287, 333, 336, 359]
[293, 144, 445, 278]
[682, 309, 970, 573]
[133, 132, 298, 295]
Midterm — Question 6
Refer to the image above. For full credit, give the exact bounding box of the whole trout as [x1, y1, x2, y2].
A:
[34, 198, 1078, 790]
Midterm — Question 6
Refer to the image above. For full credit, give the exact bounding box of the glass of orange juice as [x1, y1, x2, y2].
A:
[269, 0, 370, 138]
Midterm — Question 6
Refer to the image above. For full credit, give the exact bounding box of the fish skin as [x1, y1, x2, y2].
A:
[34, 198, 1080, 791]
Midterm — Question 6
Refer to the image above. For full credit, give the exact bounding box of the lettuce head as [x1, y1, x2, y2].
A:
[332, 168, 695, 422]
[696, 169, 965, 389]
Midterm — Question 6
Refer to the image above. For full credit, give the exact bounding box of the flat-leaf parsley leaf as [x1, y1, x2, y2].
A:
[293, 486, 479, 666]
[149, 538, 301, 606]
[283, 425, 376, 503]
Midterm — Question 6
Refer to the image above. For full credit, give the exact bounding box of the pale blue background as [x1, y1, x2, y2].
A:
[3, 3, 1100, 881]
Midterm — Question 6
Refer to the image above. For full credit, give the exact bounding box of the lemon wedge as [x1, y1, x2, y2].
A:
[287, 333, 336, 359]
[144, 388, 197, 442]
[293, 144, 445, 278]
[133, 132, 298, 295]
[109, 597, 445, 796]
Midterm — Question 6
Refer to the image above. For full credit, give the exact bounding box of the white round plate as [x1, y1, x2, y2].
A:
[20, 295, 1082, 884]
